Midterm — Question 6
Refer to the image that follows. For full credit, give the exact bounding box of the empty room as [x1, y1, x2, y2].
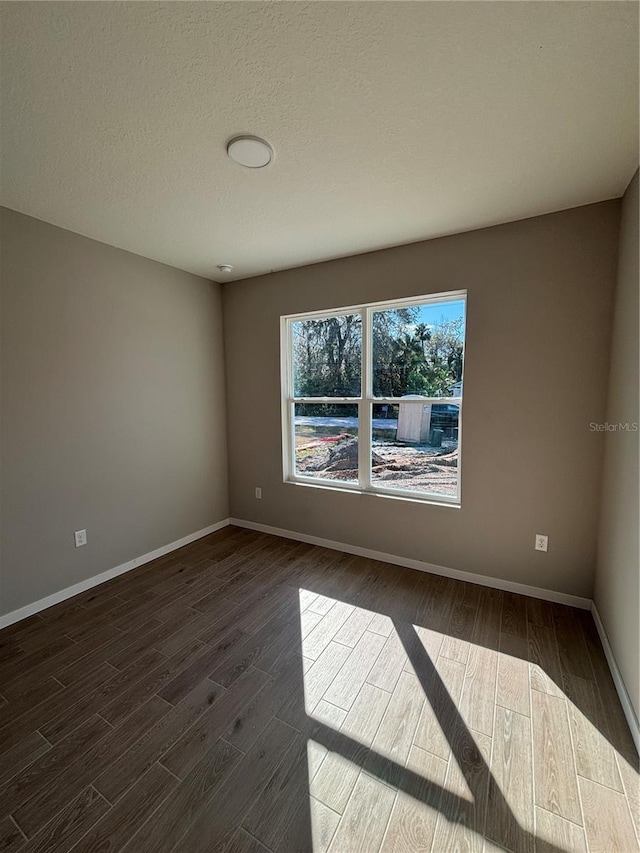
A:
[0, 2, 638, 852]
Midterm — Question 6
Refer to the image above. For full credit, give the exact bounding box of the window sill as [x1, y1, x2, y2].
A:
[284, 478, 461, 509]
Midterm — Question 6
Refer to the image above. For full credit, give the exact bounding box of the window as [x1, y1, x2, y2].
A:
[281, 291, 466, 505]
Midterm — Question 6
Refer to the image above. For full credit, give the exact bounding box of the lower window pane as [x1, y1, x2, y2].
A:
[294, 403, 359, 483]
[371, 402, 460, 497]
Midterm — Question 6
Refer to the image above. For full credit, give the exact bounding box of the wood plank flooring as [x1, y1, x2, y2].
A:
[0, 526, 638, 853]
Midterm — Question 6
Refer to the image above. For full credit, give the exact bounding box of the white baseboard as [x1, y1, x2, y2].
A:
[229, 517, 592, 610]
[0, 518, 231, 630]
[591, 603, 640, 755]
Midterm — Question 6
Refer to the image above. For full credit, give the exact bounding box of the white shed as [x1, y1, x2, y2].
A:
[397, 396, 432, 444]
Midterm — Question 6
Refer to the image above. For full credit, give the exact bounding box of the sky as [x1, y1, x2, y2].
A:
[293, 298, 466, 341]
[414, 298, 465, 329]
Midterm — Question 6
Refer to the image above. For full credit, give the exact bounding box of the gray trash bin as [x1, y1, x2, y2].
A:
[430, 428, 444, 447]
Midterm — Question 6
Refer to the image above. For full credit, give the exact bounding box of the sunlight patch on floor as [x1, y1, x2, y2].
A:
[293, 586, 630, 853]
[298, 587, 483, 852]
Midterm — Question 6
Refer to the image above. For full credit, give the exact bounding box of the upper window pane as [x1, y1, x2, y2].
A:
[292, 314, 362, 397]
[372, 300, 465, 397]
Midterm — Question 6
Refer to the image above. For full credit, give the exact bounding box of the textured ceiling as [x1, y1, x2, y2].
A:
[1, 2, 638, 282]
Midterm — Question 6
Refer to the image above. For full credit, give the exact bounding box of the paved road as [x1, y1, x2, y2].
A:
[294, 416, 397, 431]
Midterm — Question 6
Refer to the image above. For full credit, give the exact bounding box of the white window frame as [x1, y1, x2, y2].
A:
[280, 290, 466, 506]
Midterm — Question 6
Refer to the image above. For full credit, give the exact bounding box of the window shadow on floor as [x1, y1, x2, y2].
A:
[264, 608, 569, 851]
[294, 552, 638, 770]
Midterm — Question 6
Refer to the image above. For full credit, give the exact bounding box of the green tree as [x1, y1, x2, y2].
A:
[292, 314, 361, 413]
[372, 310, 463, 397]
[293, 309, 464, 404]
[372, 308, 420, 396]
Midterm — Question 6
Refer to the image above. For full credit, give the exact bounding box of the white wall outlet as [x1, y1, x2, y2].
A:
[255, 487, 262, 500]
[535, 534, 548, 552]
[74, 529, 87, 548]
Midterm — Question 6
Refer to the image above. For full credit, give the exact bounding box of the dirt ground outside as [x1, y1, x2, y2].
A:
[295, 432, 458, 496]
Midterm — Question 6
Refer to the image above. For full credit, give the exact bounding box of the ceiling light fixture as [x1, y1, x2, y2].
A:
[217, 264, 233, 274]
[227, 136, 273, 169]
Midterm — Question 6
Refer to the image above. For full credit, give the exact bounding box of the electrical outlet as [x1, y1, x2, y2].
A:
[255, 487, 262, 500]
[74, 529, 87, 548]
[535, 534, 548, 552]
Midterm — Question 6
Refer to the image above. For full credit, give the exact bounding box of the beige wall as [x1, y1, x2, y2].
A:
[0, 209, 229, 616]
[594, 171, 640, 719]
[224, 201, 620, 598]
[0, 198, 627, 618]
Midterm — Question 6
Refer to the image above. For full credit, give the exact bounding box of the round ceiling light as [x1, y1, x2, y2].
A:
[217, 264, 233, 274]
[227, 136, 273, 169]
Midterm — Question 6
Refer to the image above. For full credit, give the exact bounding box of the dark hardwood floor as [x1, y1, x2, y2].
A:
[0, 525, 638, 852]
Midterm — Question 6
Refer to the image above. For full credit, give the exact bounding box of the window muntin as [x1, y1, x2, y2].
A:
[282, 292, 466, 505]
